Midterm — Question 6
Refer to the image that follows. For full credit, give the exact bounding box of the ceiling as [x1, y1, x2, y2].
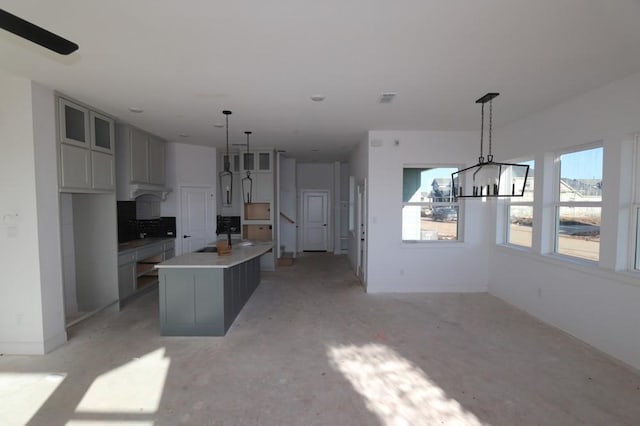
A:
[2, 1, 640, 161]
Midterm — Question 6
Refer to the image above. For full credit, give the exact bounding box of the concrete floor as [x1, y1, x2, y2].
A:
[1, 253, 639, 425]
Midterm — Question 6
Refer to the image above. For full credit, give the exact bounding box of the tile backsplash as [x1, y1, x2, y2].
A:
[117, 201, 175, 242]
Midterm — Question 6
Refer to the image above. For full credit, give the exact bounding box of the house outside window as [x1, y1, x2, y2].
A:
[555, 146, 603, 261]
[402, 167, 460, 241]
[506, 160, 535, 248]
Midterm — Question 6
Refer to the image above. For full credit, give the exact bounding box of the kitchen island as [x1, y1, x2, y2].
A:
[155, 242, 272, 336]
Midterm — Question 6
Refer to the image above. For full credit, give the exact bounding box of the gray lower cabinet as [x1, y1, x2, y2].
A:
[118, 262, 136, 299]
[159, 257, 261, 336]
[118, 239, 175, 302]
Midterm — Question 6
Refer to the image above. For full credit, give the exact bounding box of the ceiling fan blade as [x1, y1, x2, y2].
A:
[0, 9, 78, 55]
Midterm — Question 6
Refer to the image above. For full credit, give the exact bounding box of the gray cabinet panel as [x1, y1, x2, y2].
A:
[164, 272, 196, 326]
[159, 255, 264, 336]
[60, 144, 91, 189]
[118, 263, 135, 299]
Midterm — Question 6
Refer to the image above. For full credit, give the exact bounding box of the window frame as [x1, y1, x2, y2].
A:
[401, 165, 463, 243]
[504, 159, 535, 249]
[553, 143, 603, 263]
[630, 134, 640, 271]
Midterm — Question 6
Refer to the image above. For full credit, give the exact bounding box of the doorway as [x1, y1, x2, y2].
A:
[301, 190, 329, 252]
[180, 185, 214, 254]
[356, 180, 367, 284]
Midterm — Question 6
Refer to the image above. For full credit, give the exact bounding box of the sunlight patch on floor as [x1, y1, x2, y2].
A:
[0, 372, 65, 425]
[69, 347, 170, 424]
[328, 343, 484, 426]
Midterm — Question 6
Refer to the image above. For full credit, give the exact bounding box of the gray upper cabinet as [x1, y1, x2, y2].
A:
[59, 98, 89, 147]
[258, 152, 271, 171]
[241, 150, 271, 173]
[115, 123, 168, 201]
[58, 95, 115, 192]
[90, 111, 115, 154]
[222, 153, 240, 173]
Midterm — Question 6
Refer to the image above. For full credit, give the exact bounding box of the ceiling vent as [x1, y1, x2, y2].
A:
[379, 92, 397, 104]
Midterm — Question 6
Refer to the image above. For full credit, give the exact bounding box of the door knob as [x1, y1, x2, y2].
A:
[323, 224, 327, 227]
[183, 235, 191, 238]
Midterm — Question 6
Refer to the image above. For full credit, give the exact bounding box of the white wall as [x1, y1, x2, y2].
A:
[0, 73, 66, 354]
[279, 156, 297, 255]
[297, 162, 336, 252]
[348, 136, 369, 274]
[60, 193, 78, 316]
[366, 130, 490, 293]
[162, 142, 217, 255]
[339, 162, 350, 253]
[31, 82, 66, 351]
[488, 71, 640, 370]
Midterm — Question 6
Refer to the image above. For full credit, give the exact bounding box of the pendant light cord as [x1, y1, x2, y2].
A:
[488, 100, 493, 162]
[479, 103, 485, 163]
[245, 131, 251, 177]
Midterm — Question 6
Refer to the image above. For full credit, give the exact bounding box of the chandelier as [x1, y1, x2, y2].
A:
[452, 93, 529, 198]
[241, 131, 253, 204]
[219, 110, 233, 205]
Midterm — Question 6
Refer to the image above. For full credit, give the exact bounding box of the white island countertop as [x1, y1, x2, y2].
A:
[155, 242, 272, 269]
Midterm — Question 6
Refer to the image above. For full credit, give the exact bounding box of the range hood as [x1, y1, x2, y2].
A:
[129, 183, 172, 200]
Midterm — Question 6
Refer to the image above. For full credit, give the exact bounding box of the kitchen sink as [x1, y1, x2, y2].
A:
[195, 246, 217, 253]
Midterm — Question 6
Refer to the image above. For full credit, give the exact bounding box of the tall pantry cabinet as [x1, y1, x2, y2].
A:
[56, 94, 119, 325]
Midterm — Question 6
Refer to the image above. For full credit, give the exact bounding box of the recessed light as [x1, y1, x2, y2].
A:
[213, 123, 224, 128]
[128, 106, 144, 113]
[179, 133, 190, 138]
[310, 95, 326, 102]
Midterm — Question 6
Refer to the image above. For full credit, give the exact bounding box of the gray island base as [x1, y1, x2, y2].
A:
[155, 243, 272, 336]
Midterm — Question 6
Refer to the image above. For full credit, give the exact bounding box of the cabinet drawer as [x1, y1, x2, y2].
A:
[137, 244, 164, 260]
[118, 252, 137, 265]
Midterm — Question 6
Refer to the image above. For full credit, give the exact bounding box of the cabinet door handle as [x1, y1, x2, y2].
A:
[183, 235, 191, 239]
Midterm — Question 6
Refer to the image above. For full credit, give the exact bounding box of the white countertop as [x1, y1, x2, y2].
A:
[118, 237, 174, 254]
[155, 242, 272, 269]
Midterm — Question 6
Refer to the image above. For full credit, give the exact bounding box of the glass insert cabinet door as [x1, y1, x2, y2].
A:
[59, 98, 89, 147]
[90, 111, 114, 154]
[243, 152, 255, 171]
[258, 152, 271, 171]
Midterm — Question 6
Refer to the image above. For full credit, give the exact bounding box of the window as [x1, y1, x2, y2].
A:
[402, 167, 459, 241]
[506, 160, 535, 248]
[555, 146, 602, 261]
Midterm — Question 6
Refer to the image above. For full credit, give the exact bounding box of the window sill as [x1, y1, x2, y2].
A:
[494, 244, 640, 289]
[401, 240, 466, 248]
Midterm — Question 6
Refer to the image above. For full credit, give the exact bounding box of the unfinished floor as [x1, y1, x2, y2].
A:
[1, 253, 639, 425]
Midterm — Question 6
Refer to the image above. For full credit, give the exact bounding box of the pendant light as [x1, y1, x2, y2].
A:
[452, 93, 529, 198]
[241, 131, 253, 204]
[219, 110, 233, 205]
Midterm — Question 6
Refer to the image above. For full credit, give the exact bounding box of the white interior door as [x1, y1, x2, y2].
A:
[180, 186, 213, 253]
[302, 191, 329, 251]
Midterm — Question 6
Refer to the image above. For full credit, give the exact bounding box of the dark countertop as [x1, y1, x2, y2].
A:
[118, 237, 175, 253]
